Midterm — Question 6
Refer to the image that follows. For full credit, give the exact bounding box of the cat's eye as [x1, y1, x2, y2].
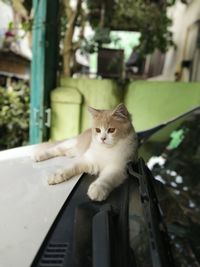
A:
[108, 128, 115, 133]
[95, 128, 101, 133]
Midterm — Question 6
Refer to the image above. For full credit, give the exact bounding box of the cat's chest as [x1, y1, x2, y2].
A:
[85, 143, 124, 169]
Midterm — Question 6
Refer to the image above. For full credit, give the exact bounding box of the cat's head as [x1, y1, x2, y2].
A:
[88, 103, 133, 146]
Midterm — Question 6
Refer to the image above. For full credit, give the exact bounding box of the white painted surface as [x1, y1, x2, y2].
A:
[0, 145, 80, 267]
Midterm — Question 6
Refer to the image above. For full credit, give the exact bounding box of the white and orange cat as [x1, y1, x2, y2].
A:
[34, 103, 138, 201]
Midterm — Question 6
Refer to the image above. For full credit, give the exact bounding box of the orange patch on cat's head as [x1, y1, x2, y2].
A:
[88, 104, 133, 139]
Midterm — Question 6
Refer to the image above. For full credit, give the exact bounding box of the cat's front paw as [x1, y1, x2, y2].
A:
[48, 169, 67, 185]
[33, 151, 50, 162]
[87, 182, 109, 201]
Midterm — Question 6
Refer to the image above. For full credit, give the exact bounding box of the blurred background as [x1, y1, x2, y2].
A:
[0, 1, 200, 266]
[0, 0, 199, 149]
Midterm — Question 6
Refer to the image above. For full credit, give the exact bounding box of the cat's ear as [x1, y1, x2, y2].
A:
[112, 103, 129, 120]
[88, 106, 100, 117]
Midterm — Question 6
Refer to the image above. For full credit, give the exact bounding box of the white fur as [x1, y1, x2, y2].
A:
[33, 138, 78, 161]
[95, 127, 115, 146]
[34, 131, 137, 201]
[33, 104, 138, 201]
[85, 132, 136, 200]
[85, 132, 135, 172]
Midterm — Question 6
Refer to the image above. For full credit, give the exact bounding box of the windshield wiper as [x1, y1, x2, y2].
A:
[32, 158, 174, 267]
[128, 158, 175, 267]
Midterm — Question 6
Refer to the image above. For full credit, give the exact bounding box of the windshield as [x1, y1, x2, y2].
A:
[138, 109, 200, 266]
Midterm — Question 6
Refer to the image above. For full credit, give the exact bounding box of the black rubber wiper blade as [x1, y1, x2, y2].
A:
[129, 158, 175, 267]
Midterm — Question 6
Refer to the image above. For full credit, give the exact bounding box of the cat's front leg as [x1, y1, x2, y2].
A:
[34, 147, 65, 162]
[87, 182, 109, 201]
[87, 167, 126, 201]
[34, 138, 79, 162]
[48, 159, 93, 185]
[48, 168, 72, 185]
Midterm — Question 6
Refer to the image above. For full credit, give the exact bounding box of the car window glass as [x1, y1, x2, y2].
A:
[143, 110, 200, 266]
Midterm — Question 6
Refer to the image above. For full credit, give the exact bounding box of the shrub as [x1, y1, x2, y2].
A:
[0, 82, 30, 150]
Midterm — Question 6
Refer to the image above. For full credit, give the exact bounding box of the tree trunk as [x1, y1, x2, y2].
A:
[63, 0, 82, 76]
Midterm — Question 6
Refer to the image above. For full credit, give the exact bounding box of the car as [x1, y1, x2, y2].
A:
[0, 145, 81, 267]
[0, 106, 199, 267]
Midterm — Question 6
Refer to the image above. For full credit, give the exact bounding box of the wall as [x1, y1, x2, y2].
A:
[152, 0, 200, 81]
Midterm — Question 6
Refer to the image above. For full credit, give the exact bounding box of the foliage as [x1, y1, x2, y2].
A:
[81, 27, 111, 54]
[87, 0, 115, 29]
[87, 0, 176, 55]
[0, 82, 30, 150]
[3, 0, 189, 75]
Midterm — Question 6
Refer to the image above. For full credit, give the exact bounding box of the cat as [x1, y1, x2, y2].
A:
[34, 103, 138, 201]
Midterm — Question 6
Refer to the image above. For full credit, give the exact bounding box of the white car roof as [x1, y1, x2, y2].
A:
[0, 145, 80, 267]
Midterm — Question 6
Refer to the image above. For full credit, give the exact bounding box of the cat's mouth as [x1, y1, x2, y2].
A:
[96, 138, 111, 146]
[98, 138, 107, 145]
[100, 140, 112, 146]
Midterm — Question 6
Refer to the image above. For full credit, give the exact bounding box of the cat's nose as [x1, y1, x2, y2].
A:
[101, 137, 106, 141]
